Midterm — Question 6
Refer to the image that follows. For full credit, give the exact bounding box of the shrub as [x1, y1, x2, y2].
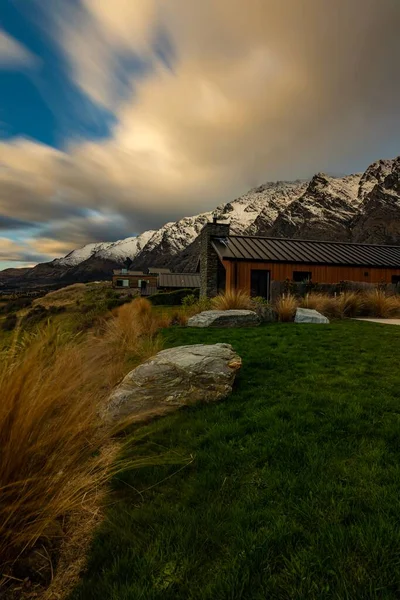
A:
[149, 288, 199, 306]
[20, 305, 49, 328]
[1, 313, 18, 332]
[251, 296, 270, 306]
[250, 298, 277, 322]
[211, 289, 253, 310]
[275, 294, 298, 322]
[0, 296, 32, 314]
[106, 295, 134, 311]
[362, 289, 400, 318]
[182, 293, 198, 307]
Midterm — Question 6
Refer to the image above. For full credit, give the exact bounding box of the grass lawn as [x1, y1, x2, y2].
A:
[70, 321, 400, 600]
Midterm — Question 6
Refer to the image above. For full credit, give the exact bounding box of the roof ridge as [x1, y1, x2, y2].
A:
[217, 234, 400, 249]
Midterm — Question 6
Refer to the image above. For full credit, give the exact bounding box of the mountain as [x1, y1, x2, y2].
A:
[1, 155, 399, 290]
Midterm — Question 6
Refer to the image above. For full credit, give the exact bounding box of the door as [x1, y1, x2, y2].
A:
[250, 269, 270, 299]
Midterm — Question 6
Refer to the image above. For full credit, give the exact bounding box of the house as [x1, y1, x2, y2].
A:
[157, 272, 200, 292]
[199, 218, 400, 299]
[147, 267, 172, 275]
[112, 268, 200, 294]
[112, 269, 158, 294]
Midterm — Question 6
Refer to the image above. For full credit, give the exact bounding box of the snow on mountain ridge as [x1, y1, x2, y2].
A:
[51, 174, 368, 269]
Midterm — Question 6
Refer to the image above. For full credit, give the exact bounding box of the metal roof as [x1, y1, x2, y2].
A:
[211, 235, 400, 268]
[113, 270, 146, 276]
[147, 267, 172, 274]
[158, 273, 200, 288]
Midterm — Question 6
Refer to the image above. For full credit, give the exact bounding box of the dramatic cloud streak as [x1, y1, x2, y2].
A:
[1, 0, 400, 267]
[0, 29, 38, 69]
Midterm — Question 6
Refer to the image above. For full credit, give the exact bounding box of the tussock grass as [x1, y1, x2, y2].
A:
[0, 297, 167, 569]
[334, 291, 364, 319]
[0, 329, 111, 564]
[211, 289, 253, 310]
[362, 289, 400, 318]
[275, 293, 298, 321]
[93, 298, 165, 383]
[300, 292, 337, 318]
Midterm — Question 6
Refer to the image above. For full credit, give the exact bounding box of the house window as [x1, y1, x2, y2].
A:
[364, 272, 369, 277]
[116, 279, 129, 287]
[392, 275, 400, 284]
[293, 271, 312, 282]
[121, 268, 128, 274]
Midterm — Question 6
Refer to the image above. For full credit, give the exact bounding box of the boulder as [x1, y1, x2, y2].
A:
[295, 307, 329, 324]
[103, 343, 242, 423]
[187, 310, 261, 328]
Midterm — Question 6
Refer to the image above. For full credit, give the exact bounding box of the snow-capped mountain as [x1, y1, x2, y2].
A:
[53, 230, 156, 268]
[2, 155, 400, 289]
[49, 179, 309, 271]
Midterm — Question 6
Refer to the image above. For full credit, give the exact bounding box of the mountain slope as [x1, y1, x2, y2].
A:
[1, 155, 399, 289]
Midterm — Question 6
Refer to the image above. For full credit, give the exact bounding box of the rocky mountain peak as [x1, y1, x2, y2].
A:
[1, 154, 400, 289]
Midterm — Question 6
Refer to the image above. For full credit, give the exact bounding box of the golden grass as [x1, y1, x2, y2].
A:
[275, 294, 298, 322]
[0, 297, 166, 567]
[211, 289, 253, 310]
[300, 293, 338, 318]
[362, 289, 400, 318]
[335, 291, 364, 319]
[0, 330, 111, 564]
[33, 282, 110, 308]
[90, 297, 167, 387]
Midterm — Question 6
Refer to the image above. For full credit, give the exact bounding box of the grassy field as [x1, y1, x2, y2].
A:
[70, 321, 400, 600]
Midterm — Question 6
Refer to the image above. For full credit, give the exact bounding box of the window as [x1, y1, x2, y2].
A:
[392, 275, 400, 285]
[116, 279, 129, 287]
[364, 272, 369, 277]
[293, 271, 312, 282]
[121, 268, 128, 274]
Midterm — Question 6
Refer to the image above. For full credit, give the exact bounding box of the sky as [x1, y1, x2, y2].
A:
[0, 0, 400, 270]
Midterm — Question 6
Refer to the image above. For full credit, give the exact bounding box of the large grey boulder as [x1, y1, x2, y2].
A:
[103, 343, 242, 423]
[295, 307, 329, 324]
[187, 310, 260, 328]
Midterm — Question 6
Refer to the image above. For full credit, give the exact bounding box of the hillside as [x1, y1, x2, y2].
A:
[1, 156, 400, 289]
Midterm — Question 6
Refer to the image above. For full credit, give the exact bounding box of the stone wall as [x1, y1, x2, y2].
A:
[200, 218, 230, 297]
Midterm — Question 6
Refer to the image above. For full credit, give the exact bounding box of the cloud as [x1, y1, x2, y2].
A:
[1, 0, 400, 268]
[0, 237, 46, 263]
[0, 29, 38, 69]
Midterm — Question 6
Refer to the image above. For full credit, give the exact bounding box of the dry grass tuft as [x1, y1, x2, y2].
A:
[92, 297, 165, 385]
[335, 291, 364, 319]
[275, 294, 298, 322]
[0, 297, 167, 570]
[211, 289, 253, 310]
[0, 329, 111, 565]
[300, 293, 337, 318]
[362, 289, 400, 318]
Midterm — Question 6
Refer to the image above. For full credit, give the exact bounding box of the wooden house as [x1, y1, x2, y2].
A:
[199, 218, 400, 299]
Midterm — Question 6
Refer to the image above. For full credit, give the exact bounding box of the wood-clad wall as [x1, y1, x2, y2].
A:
[112, 274, 158, 289]
[222, 260, 400, 292]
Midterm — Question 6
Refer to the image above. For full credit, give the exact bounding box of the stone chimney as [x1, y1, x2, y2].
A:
[200, 214, 230, 298]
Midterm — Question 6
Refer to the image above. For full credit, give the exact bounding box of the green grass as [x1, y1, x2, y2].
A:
[70, 321, 400, 600]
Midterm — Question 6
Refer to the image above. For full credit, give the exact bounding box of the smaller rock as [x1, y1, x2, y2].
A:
[187, 310, 260, 328]
[295, 307, 329, 324]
